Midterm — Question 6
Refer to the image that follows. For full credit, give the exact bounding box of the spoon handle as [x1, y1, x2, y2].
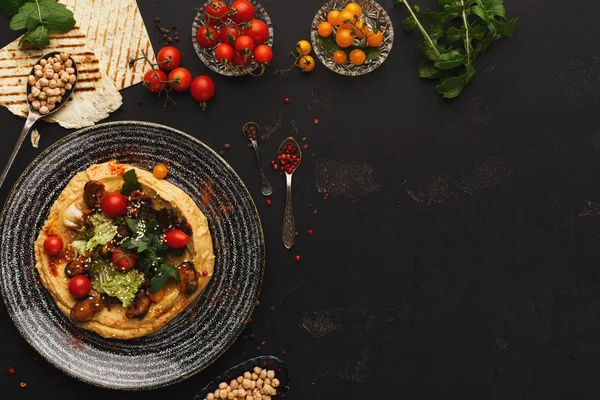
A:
[0, 113, 38, 191]
[282, 173, 295, 249]
[251, 140, 273, 196]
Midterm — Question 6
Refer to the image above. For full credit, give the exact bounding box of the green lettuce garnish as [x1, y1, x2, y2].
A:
[90, 259, 144, 308]
[72, 213, 118, 257]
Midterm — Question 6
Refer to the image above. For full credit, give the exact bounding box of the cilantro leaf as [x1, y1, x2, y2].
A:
[121, 169, 142, 196]
[150, 263, 179, 294]
[10, 0, 75, 48]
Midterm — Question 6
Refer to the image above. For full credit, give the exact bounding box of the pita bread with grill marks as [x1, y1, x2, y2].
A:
[60, 0, 156, 90]
[0, 28, 122, 129]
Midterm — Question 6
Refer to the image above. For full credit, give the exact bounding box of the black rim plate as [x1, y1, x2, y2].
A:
[0, 121, 265, 390]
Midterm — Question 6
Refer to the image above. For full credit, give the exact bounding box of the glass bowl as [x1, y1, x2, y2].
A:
[310, 0, 394, 76]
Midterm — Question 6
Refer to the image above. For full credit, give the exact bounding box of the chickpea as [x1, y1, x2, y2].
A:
[49, 79, 57, 89]
[227, 392, 235, 400]
[57, 79, 65, 88]
[261, 396, 270, 400]
[263, 379, 270, 387]
[237, 389, 246, 397]
[44, 87, 53, 95]
[31, 86, 40, 97]
[251, 373, 258, 381]
[52, 63, 61, 72]
[27, 93, 34, 102]
[38, 92, 47, 100]
[207, 394, 215, 400]
[45, 70, 54, 79]
[242, 379, 251, 389]
[219, 382, 228, 390]
[65, 59, 73, 67]
[31, 100, 40, 110]
[253, 367, 262, 375]
[230, 380, 238, 389]
[34, 64, 42, 71]
[66, 67, 75, 75]
[236, 376, 243, 384]
[250, 381, 256, 390]
[253, 392, 261, 400]
[61, 72, 69, 82]
[266, 370, 275, 380]
[34, 70, 43, 79]
[39, 105, 49, 115]
[256, 379, 263, 389]
[263, 385, 273, 395]
[47, 96, 57, 105]
[39, 59, 47, 67]
[259, 370, 266, 380]
[40, 100, 46, 106]
[57, 95, 62, 103]
[28, 75, 36, 86]
[47, 103, 55, 111]
[243, 372, 251, 380]
[246, 397, 253, 400]
[46, 57, 54, 64]
[34, 81, 42, 89]
[60, 88, 66, 95]
[53, 73, 59, 81]
[39, 78, 48, 87]
[270, 379, 279, 388]
[65, 83, 72, 90]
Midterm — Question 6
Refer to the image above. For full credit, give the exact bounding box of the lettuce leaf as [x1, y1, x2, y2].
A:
[72, 213, 117, 257]
[90, 259, 144, 308]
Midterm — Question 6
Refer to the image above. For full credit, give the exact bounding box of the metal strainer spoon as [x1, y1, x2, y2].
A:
[0, 51, 78, 190]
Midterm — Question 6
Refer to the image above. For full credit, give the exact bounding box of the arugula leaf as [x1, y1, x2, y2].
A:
[10, 0, 75, 48]
[149, 263, 179, 294]
[0, 0, 28, 17]
[121, 169, 142, 196]
[397, 0, 516, 98]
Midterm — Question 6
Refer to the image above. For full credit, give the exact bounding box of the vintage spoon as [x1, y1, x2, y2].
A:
[193, 355, 291, 400]
[278, 136, 301, 249]
[0, 51, 78, 191]
[242, 121, 273, 196]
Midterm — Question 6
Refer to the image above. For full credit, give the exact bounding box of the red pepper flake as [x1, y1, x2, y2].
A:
[342, 183, 346, 187]
[284, 97, 290, 103]
[32, 355, 38, 361]
[313, 209, 318, 214]
[303, 144, 309, 149]
[323, 168, 328, 172]
[302, 137, 307, 141]
[248, 318, 252, 324]
[231, 288, 237, 293]
[307, 229, 313, 236]
[282, 350, 286, 355]
[8, 368, 14, 374]
[261, 340, 266, 345]
[202, 270, 208, 276]
[20, 382, 26, 388]
[250, 333, 255, 339]
[295, 255, 301, 262]
[266, 199, 272, 206]
[294, 231, 299, 237]
[314, 118, 319, 124]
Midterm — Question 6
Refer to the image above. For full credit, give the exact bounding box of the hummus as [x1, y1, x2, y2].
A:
[34, 161, 215, 339]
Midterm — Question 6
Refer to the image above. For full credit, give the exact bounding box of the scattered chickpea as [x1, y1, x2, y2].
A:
[31, 100, 40, 110]
[39, 105, 49, 115]
[266, 370, 275, 380]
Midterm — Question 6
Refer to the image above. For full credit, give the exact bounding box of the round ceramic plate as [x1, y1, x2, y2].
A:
[311, 0, 394, 76]
[0, 121, 265, 390]
[192, 0, 274, 76]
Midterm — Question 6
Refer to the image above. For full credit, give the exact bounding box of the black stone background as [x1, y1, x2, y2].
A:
[2, 0, 600, 398]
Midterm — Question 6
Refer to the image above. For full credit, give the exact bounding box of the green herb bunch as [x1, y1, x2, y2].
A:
[0, 0, 76, 48]
[397, 0, 517, 98]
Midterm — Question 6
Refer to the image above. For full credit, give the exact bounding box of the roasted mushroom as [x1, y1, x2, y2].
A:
[64, 255, 92, 277]
[125, 290, 151, 319]
[177, 261, 198, 295]
[70, 294, 103, 322]
[83, 180, 106, 208]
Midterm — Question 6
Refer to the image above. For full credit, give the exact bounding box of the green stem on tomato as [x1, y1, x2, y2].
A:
[399, 0, 440, 58]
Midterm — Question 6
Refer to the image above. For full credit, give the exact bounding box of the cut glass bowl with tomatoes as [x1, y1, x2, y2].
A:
[192, 0, 274, 76]
[310, 0, 394, 76]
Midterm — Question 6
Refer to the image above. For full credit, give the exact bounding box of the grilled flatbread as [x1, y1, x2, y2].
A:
[0, 33, 122, 129]
[60, 0, 156, 89]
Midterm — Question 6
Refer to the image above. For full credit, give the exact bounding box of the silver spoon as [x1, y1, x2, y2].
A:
[0, 51, 78, 191]
[278, 136, 301, 249]
[243, 122, 273, 196]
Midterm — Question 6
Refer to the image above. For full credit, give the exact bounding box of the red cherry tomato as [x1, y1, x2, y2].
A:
[168, 67, 192, 92]
[203, 0, 229, 26]
[230, 0, 255, 24]
[196, 25, 220, 48]
[143, 69, 167, 93]
[43, 236, 63, 256]
[253, 45, 273, 64]
[219, 25, 240, 46]
[235, 35, 255, 61]
[232, 51, 252, 67]
[101, 193, 128, 218]
[111, 246, 138, 272]
[68, 275, 91, 298]
[190, 76, 216, 102]
[164, 229, 190, 249]
[215, 43, 234, 63]
[245, 20, 269, 45]
[156, 46, 181, 71]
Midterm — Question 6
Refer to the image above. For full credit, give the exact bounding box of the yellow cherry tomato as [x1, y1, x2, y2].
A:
[335, 28, 354, 48]
[351, 19, 369, 39]
[297, 55, 315, 72]
[344, 2, 363, 18]
[153, 163, 168, 179]
[318, 22, 333, 37]
[367, 30, 383, 47]
[296, 40, 312, 56]
[332, 50, 347, 64]
[349, 49, 366, 66]
[337, 9, 356, 29]
[327, 10, 340, 26]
